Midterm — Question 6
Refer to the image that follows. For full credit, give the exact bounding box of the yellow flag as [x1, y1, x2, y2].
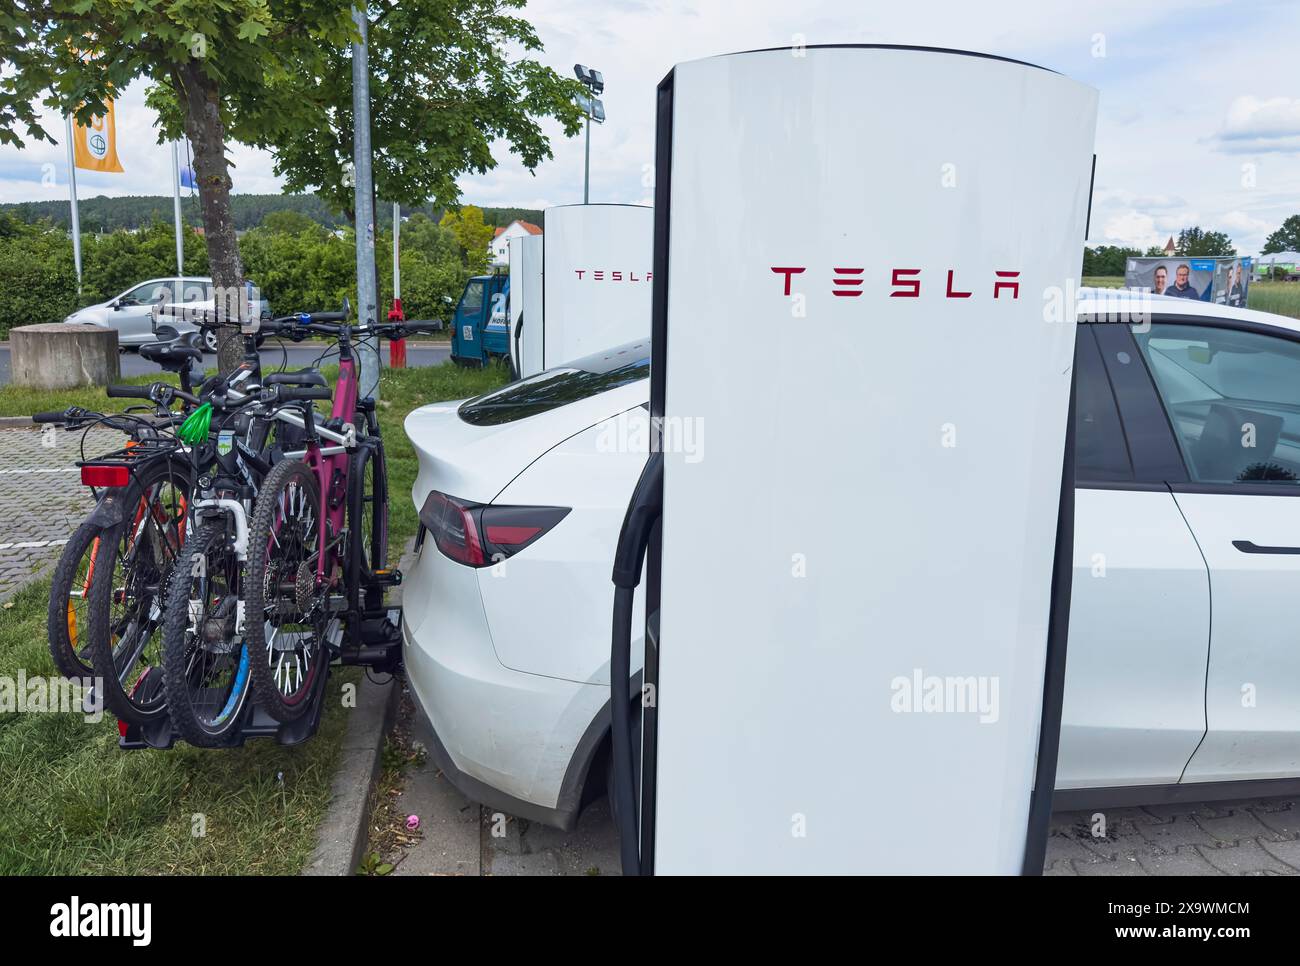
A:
[72, 101, 124, 173]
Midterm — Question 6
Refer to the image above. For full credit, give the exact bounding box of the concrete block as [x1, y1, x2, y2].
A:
[10, 323, 119, 389]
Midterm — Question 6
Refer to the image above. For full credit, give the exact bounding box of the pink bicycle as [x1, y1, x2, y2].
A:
[242, 311, 436, 721]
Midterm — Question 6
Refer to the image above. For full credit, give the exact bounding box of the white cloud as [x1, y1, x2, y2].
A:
[3, 0, 1299, 261]
[1215, 95, 1300, 154]
[1099, 210, 1163, 250]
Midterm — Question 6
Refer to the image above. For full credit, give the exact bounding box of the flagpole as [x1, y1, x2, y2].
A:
[64, 115, 82, 292]
[171, 141, 184, 280]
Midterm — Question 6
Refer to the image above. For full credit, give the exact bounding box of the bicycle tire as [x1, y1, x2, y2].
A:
[245, 458, 327, 723]
[46, 520, 107, 680]
[159, 523, 253, 746]
[348, 441, 389, 611]
[87, 459, 191, 724]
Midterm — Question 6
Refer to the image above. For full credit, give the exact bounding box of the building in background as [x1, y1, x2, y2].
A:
[1255, 251, 1300, 281]
[489, 219, 543, 266]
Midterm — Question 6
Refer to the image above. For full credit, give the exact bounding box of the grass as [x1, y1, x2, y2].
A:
[1083, 276, 1300, 320]
[0, 371, 188, 419]
[370, 360, 508, 554]
[0, 358, 507, 874]
[1246, 281, 1300, 320]
[1082, 276, 1126, 289]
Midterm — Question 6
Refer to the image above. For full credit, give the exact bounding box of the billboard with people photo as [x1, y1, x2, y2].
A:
[1125, 255, 1251, 306]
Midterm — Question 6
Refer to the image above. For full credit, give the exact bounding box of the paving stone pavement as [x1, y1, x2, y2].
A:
[1046, 798, 1300, 875]
[389, 684, 1300, 875]
[0, 425, 121, 601]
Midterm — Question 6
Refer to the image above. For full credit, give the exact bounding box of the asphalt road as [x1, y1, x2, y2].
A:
[0, 342, 452, 385]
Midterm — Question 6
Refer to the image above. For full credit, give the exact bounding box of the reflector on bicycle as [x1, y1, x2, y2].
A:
[80, 464, 131, 488]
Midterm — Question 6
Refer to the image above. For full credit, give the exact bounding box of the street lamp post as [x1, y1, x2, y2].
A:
[574, 65, 605, 205]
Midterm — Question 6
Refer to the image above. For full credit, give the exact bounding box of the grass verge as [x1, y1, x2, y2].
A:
[1083, 276, 1300, 320]
[0, 358, 507, 874]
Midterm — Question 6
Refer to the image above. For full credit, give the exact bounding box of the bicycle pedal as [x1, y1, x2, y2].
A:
[372, 568, 402, 586]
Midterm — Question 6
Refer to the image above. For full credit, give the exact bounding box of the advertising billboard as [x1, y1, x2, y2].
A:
[1125, 255, 1251, 307]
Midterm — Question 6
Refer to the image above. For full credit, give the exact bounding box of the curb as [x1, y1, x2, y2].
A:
[303, 672, 401, 876]
[302, 540, 415, 877]
[0, 416, 34, 429]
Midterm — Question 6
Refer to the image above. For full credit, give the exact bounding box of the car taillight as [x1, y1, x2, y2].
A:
[81, 464, 131, 488]
[419, 491, 569, 568]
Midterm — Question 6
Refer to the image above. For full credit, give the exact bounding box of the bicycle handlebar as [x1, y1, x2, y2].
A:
[277, 385, 333, 402]
[106, 384, 154, 399]
[265, 314, 443, 339]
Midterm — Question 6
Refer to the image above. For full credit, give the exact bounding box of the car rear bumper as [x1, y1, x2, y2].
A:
[400, 540, 610, 828]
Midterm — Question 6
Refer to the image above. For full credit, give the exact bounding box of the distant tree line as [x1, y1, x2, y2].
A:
[1084, 224, 1250, 277]
[0, 193, 542, 236]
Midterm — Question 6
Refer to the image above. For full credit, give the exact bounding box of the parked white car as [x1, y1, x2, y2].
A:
[402, 290, 1300, 828]
[62, 276, 270, 352]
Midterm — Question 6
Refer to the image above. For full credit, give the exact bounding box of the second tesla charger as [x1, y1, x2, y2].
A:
[508, 204, 653, 379]
[611, 46, 1098, 874]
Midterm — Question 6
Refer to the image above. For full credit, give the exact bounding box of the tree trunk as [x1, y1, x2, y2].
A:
[176, 62, 245, 375]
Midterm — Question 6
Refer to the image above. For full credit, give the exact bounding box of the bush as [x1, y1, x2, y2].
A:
[0, 211, 472, 338]
[0, 220, 79, 335]
[80, 221, 209, 305]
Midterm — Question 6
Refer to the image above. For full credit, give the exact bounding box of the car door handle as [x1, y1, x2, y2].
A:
[1232, 540, 1300, 555]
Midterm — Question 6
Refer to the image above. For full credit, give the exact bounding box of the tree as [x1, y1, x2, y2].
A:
[3, 1, 578, 372]
[441, 205, 496, 275]
[1082, 245, 1140, 277]
[261, 209, 326, 237]
[252, 0, 584, 221]
[1174, 227, 1236, 257]
[2, 1, 360, 370]
[1262, 215, 1300, 255]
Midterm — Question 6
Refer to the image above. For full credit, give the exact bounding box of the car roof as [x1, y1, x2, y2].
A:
[1076, 285, 1300, 337]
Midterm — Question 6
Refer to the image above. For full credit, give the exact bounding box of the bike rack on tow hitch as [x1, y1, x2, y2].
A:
[118, 582, 406, 751]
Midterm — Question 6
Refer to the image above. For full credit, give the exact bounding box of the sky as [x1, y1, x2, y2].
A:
[3, 0, 1299, 255]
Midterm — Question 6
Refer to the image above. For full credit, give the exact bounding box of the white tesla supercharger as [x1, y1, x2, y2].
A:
[508, 233, 543, 376]
[609, 46, 1098, 875]
[508, 204, 653, 379]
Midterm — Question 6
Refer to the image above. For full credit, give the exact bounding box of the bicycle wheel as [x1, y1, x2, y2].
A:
[160, 523, 253, 746]
[245, 458, 327, 722]
[88, 461, 190, 724]
[348, 441, 389, 611]
[47, 520, 107, 680]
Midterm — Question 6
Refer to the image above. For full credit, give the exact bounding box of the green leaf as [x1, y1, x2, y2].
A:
[236, 18, 269, 42]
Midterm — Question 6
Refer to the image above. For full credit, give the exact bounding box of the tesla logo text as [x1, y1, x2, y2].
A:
[573, 270, 653, 282]
[771, 266, 1021, 300]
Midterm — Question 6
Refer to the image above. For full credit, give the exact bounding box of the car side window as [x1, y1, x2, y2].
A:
[1135, 322, 1300, 485]
[1075, 326, 1133, 482]
[123, 282, 167, 305]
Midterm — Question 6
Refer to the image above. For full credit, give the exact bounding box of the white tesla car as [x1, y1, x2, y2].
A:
[402, 290, 1300, 829]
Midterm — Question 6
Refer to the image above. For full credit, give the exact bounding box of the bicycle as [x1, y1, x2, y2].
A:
[150, 320, 319, 746]
[240, 312, 437, 722]
[38, 333, 201, 727]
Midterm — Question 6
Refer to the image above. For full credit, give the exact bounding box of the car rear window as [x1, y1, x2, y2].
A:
[458, 340, 650, 425]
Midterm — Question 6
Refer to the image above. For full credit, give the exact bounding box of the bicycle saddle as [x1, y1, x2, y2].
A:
[139, 340, 202, 372]
[264, 368, 327, 388]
